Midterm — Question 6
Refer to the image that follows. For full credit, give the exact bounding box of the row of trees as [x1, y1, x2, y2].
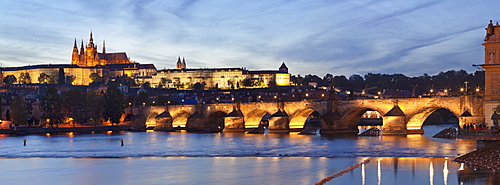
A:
[33, 84, 125, 127]
[3, 72, 76, 85]
[291, 70, 484, 95]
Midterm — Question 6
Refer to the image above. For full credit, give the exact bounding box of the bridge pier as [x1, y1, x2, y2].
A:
[223, 108, 246, 132]
[153, 111, 173, 131]
[186, 112, 207, 132]
[224, 117, 246, 132]
[268, 110, 290, 133]
[381, 116, 408, 135]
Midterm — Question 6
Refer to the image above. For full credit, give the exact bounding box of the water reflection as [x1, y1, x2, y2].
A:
[2, 157, 496, 185]
[0, 124, 497, 184]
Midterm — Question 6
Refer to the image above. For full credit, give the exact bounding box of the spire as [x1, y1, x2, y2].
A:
[80, 40, 84, 55]
[102, 39, 106, 53]
[73, 39, 77, 48]
[89, 31, 94, 43]
[176, 56, 181, 69]
[182, 57, 186, 69]
[87, 31, 95, 48]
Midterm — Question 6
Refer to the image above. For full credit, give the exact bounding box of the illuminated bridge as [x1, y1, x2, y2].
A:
[128, 95, 483, 135]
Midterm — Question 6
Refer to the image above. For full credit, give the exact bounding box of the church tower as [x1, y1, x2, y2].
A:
[176, 56, 182, 69]
[85, 31, 98, 67]
[71, 39, 79, 65]
[481, 20, 500, 125]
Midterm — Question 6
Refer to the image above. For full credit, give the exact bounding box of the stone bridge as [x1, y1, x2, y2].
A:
[128, 95, 484, 135]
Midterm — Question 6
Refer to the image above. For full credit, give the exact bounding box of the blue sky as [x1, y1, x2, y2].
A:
[0, 0, 499, 77]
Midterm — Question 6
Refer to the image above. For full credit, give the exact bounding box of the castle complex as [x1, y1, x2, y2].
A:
[0, 32, 290, 89]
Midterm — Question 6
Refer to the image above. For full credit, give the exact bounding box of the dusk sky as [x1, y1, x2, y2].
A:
[1, 0, 499, 77]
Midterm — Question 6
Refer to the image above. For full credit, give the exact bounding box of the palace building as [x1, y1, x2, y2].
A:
[150, 57, 290, 89]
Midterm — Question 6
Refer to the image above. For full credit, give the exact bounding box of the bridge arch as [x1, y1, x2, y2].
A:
[406, 107, 460, 130]
[172, 111, 191, 128]
[145, 112, 159, 128]
[342, 107, 386, 130]
[206, 111, 228, 129]
[245, 110, 271, 128]
[289, 108, 317, 129]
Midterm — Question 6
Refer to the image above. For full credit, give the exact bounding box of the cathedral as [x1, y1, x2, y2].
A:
[71, 32, 130, 67]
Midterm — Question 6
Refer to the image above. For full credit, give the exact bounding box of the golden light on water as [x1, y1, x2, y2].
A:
[430, 162, 434, 185]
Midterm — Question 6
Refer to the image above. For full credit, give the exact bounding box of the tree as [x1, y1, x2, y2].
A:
[66, 75, 76, 85]
[134, 90, 149, 107]
[103, 84, 125, 125]
[10, 96, 27, 126]
[40, 86, 63, 128]
[333, 75, 349, 88]
[3, 75, 17, 85]
[19, 72, 31, 84]
[157, 95, 170, 106]
[89, 73, 103, 86]
[38, 73, 50, 84]
[86, 90, 104, 126]
[159, 78, 168, 88]
[48, 71, 58, 84]
[142, 82, 151, 89]
[242, 78, 256, 87]
[62, 88, 86, 126]
[193, 82, 205, 91]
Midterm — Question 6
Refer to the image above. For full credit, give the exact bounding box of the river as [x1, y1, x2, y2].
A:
[0, 124, 498, 185]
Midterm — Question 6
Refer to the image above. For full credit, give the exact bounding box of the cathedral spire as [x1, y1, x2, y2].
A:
[182, 57, 186, 69]
[80, 40, 84, 55]
[73, 39, 77, 48]
[88, 31, 95, 48]
[102, 39, 106, 53]
[90, 31, 93, 43]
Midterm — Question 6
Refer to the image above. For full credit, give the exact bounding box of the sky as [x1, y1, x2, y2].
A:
[0, 0, 499, 77]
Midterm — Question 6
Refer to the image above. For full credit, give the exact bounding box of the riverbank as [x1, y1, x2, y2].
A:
[0, 125, 134, 135]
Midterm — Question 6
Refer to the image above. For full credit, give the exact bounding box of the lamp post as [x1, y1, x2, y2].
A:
[464, 81, 469, 95]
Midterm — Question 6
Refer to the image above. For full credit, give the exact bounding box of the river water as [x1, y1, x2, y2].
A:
[0, 124, 498, 185]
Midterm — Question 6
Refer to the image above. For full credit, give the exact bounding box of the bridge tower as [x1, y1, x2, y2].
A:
[481, 20, 500, 125]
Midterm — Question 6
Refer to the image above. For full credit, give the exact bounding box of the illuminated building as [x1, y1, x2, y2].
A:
[0, 33, 290, 89]
[150, 59, 290, 89]
[480, 20, 500, 124]
[72, 32, 130, 67]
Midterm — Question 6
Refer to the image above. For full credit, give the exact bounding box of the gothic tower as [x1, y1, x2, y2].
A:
[85, 31, 98, 67]
[481, 20, 500, 125]
[71, 39, 79, 65]
[176, 56, 182, 69]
